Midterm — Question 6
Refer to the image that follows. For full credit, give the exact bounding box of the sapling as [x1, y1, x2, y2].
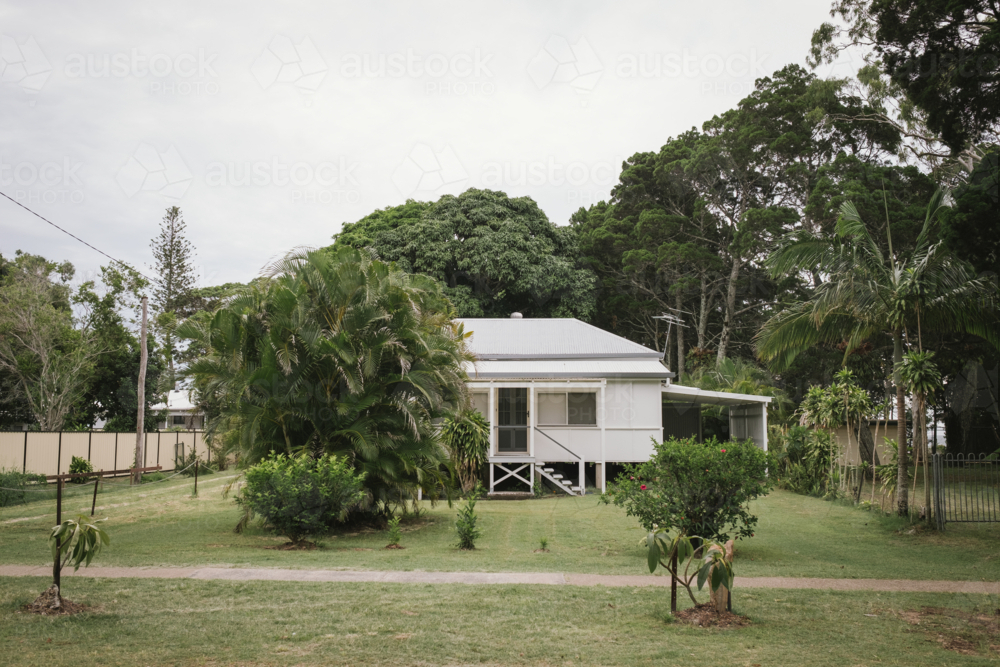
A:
[455, 483, 483, 550]
[386, 516, 402, 548]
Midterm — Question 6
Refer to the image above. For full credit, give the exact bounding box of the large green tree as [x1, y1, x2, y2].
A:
[575, 65, 895, 371]
[72, 265, 165, 431]
[0, 253, 97, 431]
[331, 189, 596, 320]
[811, 0, 999, 153]
[179, 247, 474, 514]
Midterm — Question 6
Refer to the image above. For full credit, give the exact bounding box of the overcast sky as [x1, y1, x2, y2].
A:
[0, 0, 854, 290]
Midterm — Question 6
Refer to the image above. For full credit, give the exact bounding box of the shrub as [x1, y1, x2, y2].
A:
[236, 453, 366, 544]
[68, 456, 94, 484]
[386, 516, 402, 547]
[440, 410, 489, 493]
[176, 449, 213, 477]
[0, 468, 47, 507]
[608, 437, 771, 542]
[455, 483, 482, 550]
[770, 426, 838, 496]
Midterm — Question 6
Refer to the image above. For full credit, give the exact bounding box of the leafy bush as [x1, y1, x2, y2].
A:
[0, 468, 47, 507]
[176, 449, 213, 477]
[440, 410, 489, 493]
[455, 483, 482, 550]
[236, 453, 367, 544]
[386, 516, 402, 547]
[770, 426, 838, 496]
[68, 456, 93, 484]
[608, 437, 771, 542]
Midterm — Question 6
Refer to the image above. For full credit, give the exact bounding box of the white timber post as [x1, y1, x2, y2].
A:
[600, 380, 607, 493]
[488, 383, 495, 494]
[528, 383, 535, 490]
[762, 401, 769, 452]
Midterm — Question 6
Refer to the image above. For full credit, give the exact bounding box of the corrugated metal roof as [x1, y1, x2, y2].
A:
[150, 389, 199, 413]
[662, 384, 771, 406]
[456, 318, 661, 359]
[465, 359, 672, 379]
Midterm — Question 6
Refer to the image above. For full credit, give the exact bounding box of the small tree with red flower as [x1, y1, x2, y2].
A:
[608, 436, 771, 542]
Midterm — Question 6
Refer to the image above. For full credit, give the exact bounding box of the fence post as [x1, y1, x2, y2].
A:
[157, 431, 161, 469]
[933, 454, 945, 531]
[114, 432, 118, 471]
[22, 431, 27, 474]
[57, 431, 62, 475]
[91, 472, 101, 517]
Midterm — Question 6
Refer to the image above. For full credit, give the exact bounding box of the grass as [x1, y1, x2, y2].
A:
[1, 576, 997, 666]
[1, 475, 998, 581]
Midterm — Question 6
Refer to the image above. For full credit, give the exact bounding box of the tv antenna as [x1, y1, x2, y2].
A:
[652, 309, 688, 364]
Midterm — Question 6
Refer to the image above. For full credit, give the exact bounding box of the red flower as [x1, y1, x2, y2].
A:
[630, 476, 634, 480]
[640, 484, 647, 490]
[721, 449, 727, 453]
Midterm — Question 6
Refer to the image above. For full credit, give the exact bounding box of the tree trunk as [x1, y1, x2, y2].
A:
[920, 393, 931, 521]
[716, 257, 742, 367]
[675, 292, 685, 377]
[697, 274, 709, 349]
[893, 330, 908, 516]
[856, 420, 880, 467]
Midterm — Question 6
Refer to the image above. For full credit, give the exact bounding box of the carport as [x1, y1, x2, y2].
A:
[660, 384, 771, 451]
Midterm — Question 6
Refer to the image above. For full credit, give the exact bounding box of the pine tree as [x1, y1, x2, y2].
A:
[150, 206, 197, 383]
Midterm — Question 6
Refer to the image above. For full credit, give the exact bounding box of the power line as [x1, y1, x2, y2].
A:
[0, 190, 153, 281]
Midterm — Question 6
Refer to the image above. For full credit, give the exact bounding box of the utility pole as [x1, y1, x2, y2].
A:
[133, 296, 148, 485]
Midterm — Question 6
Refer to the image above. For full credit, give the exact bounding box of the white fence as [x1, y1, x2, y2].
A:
[0, 430, 211, 477]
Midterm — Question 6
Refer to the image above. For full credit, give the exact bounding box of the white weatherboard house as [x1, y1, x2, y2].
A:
[458, 315, 771, 496]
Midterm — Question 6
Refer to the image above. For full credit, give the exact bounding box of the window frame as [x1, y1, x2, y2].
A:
[536, 391, 598, 427]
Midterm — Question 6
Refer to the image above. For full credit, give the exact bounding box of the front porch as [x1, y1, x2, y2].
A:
[473, 379, 607, 497]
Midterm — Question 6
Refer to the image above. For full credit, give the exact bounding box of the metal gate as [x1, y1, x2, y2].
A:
[932, 453, 1000, 530]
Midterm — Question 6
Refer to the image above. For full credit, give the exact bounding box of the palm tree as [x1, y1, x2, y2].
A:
[179, 247, 474, 515]
[756, 190, 999, 515]
[897, 350, 943, 521]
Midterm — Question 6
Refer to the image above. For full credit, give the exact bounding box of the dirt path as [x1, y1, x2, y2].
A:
[1, 565, 995, 594]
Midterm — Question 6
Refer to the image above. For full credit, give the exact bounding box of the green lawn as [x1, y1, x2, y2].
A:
[1, 474, 998, 582]
[1, 576, 997, 666]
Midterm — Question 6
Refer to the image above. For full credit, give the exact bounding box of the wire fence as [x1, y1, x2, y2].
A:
[933, 453, 1000, 530]
[0, 430, 210, 477]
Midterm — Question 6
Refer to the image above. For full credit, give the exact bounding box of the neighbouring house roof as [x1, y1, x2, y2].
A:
[662, 384, 772, 406]
[150, 389, 200, 414]
[456, 318, 663, 360]
[457, 318, 673, 380]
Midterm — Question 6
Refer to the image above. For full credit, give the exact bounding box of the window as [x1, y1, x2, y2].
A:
[470, 392, 489, 417]
[537, 392, 597, 426]
[568, 392, 597, 425]
[537, 392, 567, 425]
[172, 415, 186, 426]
